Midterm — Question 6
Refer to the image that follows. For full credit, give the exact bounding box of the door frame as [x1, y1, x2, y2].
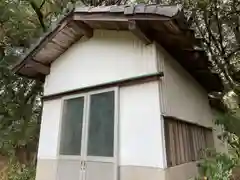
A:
[57, 92, 88, 159]
[56, 87, 119, 180]
[83, 87, 119, 162]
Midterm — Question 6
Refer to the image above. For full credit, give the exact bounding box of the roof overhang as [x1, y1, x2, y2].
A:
[13, 4, 223, 92]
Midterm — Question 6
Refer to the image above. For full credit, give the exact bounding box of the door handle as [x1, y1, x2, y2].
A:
[81, 161, 86, 170]
[80, 161, 83, 170]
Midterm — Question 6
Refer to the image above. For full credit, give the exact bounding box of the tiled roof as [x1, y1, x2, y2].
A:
[12, 4, 223, 92]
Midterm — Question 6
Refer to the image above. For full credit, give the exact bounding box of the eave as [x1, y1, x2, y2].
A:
[13, 4, 223, 92]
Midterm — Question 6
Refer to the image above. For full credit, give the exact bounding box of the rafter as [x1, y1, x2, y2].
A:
[25, 60, 50, 75]
[73, 21, 93, 38]
[128, 20, 152, 45]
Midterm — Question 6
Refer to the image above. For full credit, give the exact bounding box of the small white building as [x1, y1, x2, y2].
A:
[14, 4, 223, 180]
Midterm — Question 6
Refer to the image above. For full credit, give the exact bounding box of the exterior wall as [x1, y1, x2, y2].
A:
[36, 99, 62, 180]
[37, 81, 166, 180]
[119, 166, 165, 180]
[37, 30, 218, 180]
[37, 99, 62, 159]
[157, 45, 213, 128]
[165, 162, 198, 180]
[37, 30, 161, 180]
[156, 45, 216, 180]
[44, 30, 157, 96]
[119, 81, 165, 168]
[35, 159, 58, 180]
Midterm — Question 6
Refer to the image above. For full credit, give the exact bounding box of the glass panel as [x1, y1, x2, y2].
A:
[60, 97, 84, 155]
[87, 91, 114, 157]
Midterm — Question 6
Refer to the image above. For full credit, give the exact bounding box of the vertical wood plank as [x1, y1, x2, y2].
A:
[183, 123, 188, 162]
[196, 126, 201, 160]
[174, 121, 180, 165]
[164, 119, 171, 167]
[191, 126, 197, 160]
[163, 117, 214, 167]
[178, 123, 185, 164]
[200, 127, 206, 158]
[169, 121, 176, 166]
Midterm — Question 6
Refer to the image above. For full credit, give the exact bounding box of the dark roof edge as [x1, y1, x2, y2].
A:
[12, 10, 75, 74]
[12, 4, 183, 74]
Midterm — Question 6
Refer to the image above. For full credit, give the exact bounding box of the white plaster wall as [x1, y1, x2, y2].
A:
[119, 81, 165, 168]
[37, 99, 62, 159]
[157, 45, 213, 127]
[44, 30, 157, 96]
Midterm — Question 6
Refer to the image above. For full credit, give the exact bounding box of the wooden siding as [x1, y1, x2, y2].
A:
[164, 117, 214, 167]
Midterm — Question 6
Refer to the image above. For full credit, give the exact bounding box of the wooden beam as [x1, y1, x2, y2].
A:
[12, 15, 71, 74]
[162, 114, 213, 129]
[43, 72, 164, 101]
[73, 13, 127, 22]
[25, 60, 50, 75]
[73, 21, 93, 38]
[128, 20, 152, 45]
[73, 13, 170, 21]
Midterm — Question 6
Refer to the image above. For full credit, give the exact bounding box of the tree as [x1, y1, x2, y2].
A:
[0, 0, 239, 179]
[0, 1, 83, 178]
[0, 0, 89, 179]
[188, 0, 240, 92]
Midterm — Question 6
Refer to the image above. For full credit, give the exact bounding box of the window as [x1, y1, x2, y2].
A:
[60, 97, 84, 155]
[87, 91, 115, 157]
[164, 117, 214, 167]
[59, 90, 115, 157]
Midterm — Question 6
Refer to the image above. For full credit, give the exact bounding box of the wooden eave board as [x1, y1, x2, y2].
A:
[12, 5, 223, 91]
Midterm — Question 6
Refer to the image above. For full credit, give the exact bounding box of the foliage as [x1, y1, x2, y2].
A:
[0, 0, 80, 179]
[216, 110, 240, 157]
[186, 0, 240, 93]
[6, 158, 36, 180]
[0, 0, 240, 180]
[195, 150, 236, 180]
[194, 109, 240, 180]
[159, 0, 240, 103]
[161, 0, 240, 176]
[0, 157, 36, 180]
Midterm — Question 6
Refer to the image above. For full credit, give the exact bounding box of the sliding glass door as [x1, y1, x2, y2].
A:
[57, 88, 118, 180]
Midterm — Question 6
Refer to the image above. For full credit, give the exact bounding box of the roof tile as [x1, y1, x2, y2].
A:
[74, 6, 93, 12]
[156, 5, 180, 17]
[90, 6, 112, 12]
[134, 4, 146, 14]
[110, 5, 125, 13]
[145, 4, 157, 14]
[124, 5, 135, 15]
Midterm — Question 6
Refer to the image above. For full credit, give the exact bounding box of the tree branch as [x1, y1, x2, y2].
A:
[232, 0, 240, 45]
[40, 0, 46, 9]
[29, 1, 47, 32]
[203, 9, 222, 55]
[225, 47, 240, 62]
[214, 0, 225, 56]
[194, 14, 237, 90]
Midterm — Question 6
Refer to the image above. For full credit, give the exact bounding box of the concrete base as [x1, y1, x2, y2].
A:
[36, 159, 198, 180]
[35, 159, 58, 180]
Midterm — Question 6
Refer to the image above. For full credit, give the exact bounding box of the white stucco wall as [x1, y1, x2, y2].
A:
[39, 29, 215, 172]
[38, 99, 62, 159]
[119, 81, 165, 168]
[44, 30, 157, 96]
[39, 81, 166, 167]
[157, 45, 213, 128]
